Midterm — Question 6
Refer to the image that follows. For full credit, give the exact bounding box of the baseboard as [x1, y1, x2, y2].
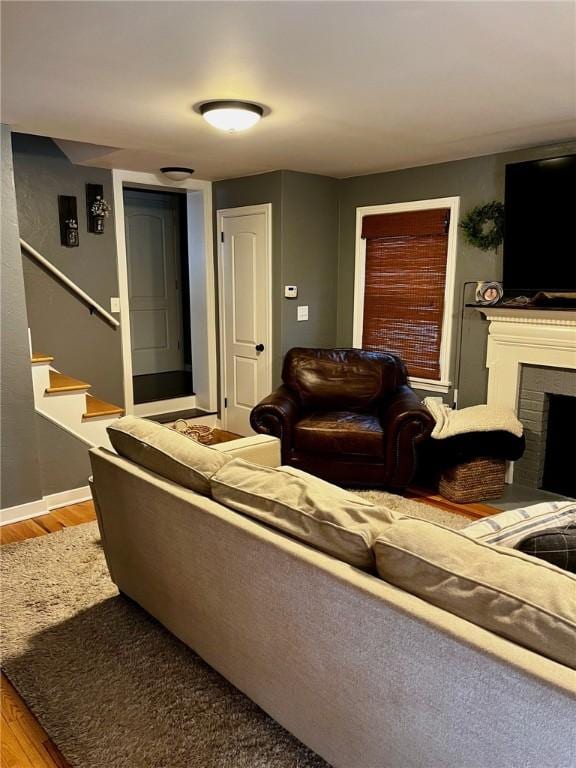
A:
[0, 485, 92, 526]
[0, 498, 48, 526]
[45, 485, 92, 510]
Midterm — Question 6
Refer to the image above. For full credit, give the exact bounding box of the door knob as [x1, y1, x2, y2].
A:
[255, 344, 265, 352]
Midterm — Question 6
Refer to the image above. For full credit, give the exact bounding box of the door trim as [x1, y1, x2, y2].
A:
[217, 204, 273, 431]
[112, 170, 216, 414]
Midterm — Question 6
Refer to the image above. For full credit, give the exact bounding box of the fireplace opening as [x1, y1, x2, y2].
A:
[541, 394, 576, 498]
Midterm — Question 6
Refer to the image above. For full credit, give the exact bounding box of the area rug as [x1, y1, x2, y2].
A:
[1, 494, 469, 768]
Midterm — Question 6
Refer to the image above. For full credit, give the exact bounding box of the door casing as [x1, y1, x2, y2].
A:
[113, 170, 216, 416]
[217, 204, 273, 433]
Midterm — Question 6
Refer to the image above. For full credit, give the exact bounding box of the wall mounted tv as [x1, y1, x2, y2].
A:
[504, 154, 576, 294]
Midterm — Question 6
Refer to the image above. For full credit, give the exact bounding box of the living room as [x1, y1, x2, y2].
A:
[1, 2, 575, 767]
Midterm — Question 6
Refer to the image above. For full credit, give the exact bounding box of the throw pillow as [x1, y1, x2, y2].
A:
[516, 523, 576, 573]
[462, 501, 576, 548]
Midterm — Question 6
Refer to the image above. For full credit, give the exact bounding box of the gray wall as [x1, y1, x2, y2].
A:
[337, 141, 576, 407]
[35, 415, 92, 496]
[12, 134, 124, 406]
[0, 125, 43, 508]
[280, 171, 339, 358]
[213, 170, 339, 384]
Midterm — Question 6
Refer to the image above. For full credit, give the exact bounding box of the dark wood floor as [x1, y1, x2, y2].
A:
[0, 434, 499, 767]
[133, 370, 194, 404]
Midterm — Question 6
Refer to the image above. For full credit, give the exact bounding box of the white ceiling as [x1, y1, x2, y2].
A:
[2, 1, 575, 180]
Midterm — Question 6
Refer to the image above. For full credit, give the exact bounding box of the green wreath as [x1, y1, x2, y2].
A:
[460, 201, 504, 252]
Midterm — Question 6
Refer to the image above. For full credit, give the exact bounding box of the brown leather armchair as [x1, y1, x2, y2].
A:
[250, 348, 435, 490]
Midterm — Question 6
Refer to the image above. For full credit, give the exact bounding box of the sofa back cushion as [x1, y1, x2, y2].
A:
[211, 459, 397, 570]
[373, 518, 576, 669]
[108, 416, 231, 496]
[281, 347, 406, 410]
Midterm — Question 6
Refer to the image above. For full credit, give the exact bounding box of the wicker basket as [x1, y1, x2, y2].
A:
[439, 457, 506, 503]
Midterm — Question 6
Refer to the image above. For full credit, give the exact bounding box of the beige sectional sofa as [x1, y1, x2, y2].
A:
[90, 419, 576, 768]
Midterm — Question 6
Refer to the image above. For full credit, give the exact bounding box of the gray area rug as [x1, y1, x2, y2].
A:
[1, 493, 469, 768]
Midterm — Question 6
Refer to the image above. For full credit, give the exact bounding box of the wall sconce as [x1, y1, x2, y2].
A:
[58, 195, 79, 247]
[86, 183, 111, 234]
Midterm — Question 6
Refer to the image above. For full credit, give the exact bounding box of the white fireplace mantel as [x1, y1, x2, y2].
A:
[478, 308, 576, 412]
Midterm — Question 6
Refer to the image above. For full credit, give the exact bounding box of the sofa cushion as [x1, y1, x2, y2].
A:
[462, 501, 576, 547]
[516, 523, 576, 573]
[211, 459, 397, 570]
[373, 517, 576, 669]
[107, 416, 231, 496]
[293, 411, 384, 456]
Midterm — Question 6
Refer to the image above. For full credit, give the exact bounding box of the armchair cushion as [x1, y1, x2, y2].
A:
[293, 411, 384, 456]
[282, 347, 406, 411]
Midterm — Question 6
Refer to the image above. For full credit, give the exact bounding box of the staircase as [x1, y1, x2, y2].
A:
[31, 352, 124, 450]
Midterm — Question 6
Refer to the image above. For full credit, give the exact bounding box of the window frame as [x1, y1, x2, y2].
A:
[353, 196, 460, 394]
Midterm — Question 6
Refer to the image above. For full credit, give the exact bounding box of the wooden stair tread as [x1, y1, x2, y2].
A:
[46, 371, 91, 394]
[31, 353, 54, 364]
[83, 396, 124, 420]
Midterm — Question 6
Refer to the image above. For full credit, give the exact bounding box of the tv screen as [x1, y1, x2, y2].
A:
[503, 155, 576, 294]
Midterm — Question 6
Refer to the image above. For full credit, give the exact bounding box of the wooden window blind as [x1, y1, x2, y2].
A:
[361, 208, 450, 380]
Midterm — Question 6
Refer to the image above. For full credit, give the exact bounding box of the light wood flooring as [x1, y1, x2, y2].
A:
[0, 440, 498, 768]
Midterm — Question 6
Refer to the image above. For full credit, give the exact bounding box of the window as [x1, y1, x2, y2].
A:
[353, 197, 459, 393]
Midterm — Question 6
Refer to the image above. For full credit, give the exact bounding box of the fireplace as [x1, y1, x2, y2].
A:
[480, 307, 576, 493]
[542, 394, 576, 497]
[515, 366, 576, 495]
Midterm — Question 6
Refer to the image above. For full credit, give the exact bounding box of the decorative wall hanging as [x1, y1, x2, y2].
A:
[460, 201, 504, 252]
[58, 195, 79, 247]
[475, 281, 503, 306]
[86, 183, 111, 234]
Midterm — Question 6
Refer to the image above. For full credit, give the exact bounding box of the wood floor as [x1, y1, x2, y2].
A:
[0, 445, 497, 768]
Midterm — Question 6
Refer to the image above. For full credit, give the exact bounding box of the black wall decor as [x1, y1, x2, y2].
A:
[58, 195, 79, 247]
[86, 183, 105, 234]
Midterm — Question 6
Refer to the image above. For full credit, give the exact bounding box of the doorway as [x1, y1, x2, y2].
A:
[123, 188, 193, 405]
[218, 204, 272, 435]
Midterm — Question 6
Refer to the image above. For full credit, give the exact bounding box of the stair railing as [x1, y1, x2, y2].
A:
[20, 238, 120, 328]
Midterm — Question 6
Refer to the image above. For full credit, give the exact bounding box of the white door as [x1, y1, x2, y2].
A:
[219, 206, 271, 436]
[124, 190, 184, 376]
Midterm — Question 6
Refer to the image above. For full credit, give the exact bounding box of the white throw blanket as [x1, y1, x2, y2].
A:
[424, 398, 523, 440]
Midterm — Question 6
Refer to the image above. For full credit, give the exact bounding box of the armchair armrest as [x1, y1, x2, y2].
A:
[250, 386, 301, 461]
[379, 385, 435, 489]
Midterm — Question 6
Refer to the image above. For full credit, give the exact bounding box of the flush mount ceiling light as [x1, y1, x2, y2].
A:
[199, 100, 264, 132]
[160, 166, 195, 181]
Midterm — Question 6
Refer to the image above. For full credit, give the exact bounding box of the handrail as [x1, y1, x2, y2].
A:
[20, 238, 120, 328]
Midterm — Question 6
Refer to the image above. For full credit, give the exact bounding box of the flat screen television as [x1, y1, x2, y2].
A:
[503, 154, 576, 295]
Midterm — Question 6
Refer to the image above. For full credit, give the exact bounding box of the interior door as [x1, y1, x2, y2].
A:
[220, 207, 271, 436]
[124, 190, 184, 376]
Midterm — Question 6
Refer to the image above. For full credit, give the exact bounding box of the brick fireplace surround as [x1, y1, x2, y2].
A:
[480, 308, 576, 488]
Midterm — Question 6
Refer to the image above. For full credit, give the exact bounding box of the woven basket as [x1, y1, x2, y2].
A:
[439, 457, 506, 503]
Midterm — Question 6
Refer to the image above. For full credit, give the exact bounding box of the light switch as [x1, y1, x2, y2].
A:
[297, 305, 309, 321]
[284, 285, 298, 299]
[110, 297, 120, 313]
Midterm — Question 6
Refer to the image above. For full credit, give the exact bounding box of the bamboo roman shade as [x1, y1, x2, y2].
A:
[361, 208, 450, 380]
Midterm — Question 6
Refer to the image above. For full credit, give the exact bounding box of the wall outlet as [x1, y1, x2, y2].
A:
[297, 305, 309, 321]
[110, 297, 120, 313]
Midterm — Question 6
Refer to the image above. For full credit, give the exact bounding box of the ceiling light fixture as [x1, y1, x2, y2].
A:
[160, 166, 195, 181]
[200, 100, 264, 132]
